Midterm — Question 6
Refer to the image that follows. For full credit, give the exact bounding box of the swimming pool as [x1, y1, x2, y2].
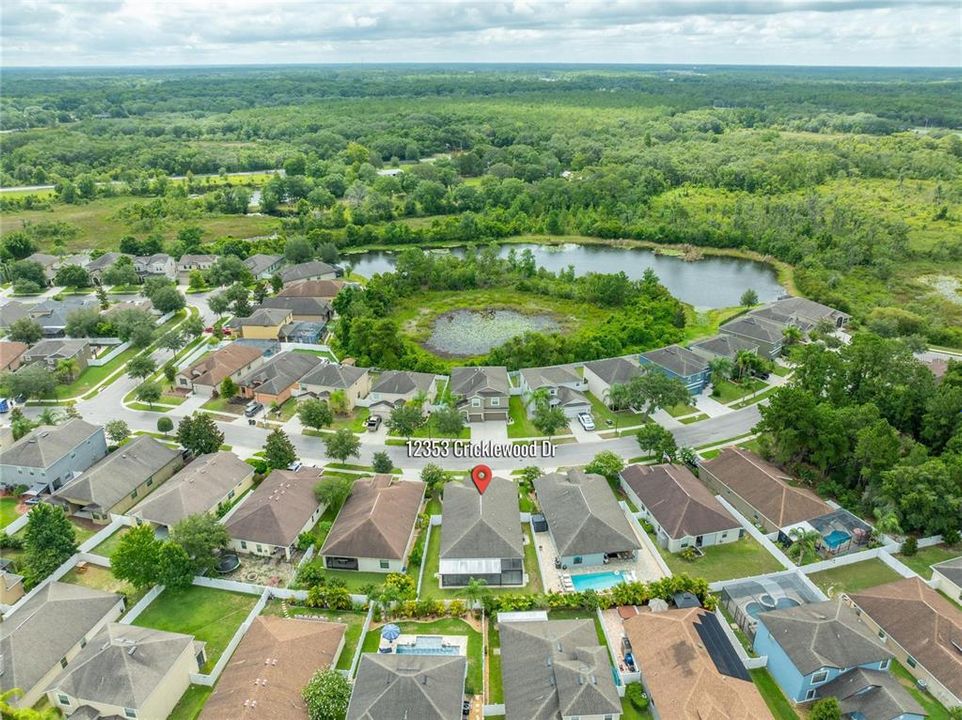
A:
[394, 635, 461, 656]
[824, 529, 852, 550]
[570, 570, 625, 591]
[745, 597, 800, 619]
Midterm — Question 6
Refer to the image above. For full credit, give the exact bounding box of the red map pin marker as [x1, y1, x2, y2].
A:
[471, 464, 492, 495]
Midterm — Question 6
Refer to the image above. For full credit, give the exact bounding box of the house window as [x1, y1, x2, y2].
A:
[471, 398, 481, 407]
[805, 689, 816, 700]
[146, 478, 153, 487]
[491, 397, 500, 406]
[380, 560, 389, 569]
[573, 556, 583, 565]
[130, 489, 138, 499]
[58, 695, 70, 706]
[124, 709, 137, 719]
[256, 545, 263, 553]
[880, 659, 890, 670]
[60, 656, 68, 669]
[907, 656, 917, 668]
[878, 629, 887, 641]
[811, 671, 828, 685]
[240, 541, 247, 549]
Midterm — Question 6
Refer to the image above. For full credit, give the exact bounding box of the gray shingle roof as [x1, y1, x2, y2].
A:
[85, 252, 127, 272]
[450, 366, 509, 397]
[279, 261, 337, 284]
[641, 345, 709, 376]
[441, 477, 522, 561]
[224, 468, 322, 547]
[47, 623, 200, 708]
[52, 435, 181, 512]
[243, 253, 282, 276]
[370, 370, 436, 397]
[720, 315, 786, 344]
[519, 364, 581, 390]
[259, 296, 332, 317]
[276, 279, 346, 298]
[131, 452, 254, 528]
[233, 307, 291, 327]
[755, 297, 848, 326]
[758, 598, 890, 675]
[22, 338, 90, 363]
[0, 418, 103, 469]
[347, 653, 467, 720]
[533, 469, 639, 557]
[321, 476, 424, 561]
[620, 463, 740, 540]
[300, 363, 368, 390]
[817, 667, 924, 720]
[499, 619, 621, 720]
[689, 334, 760, 360]
[933, 555, 962, 586]
[236, 351, 324, 396]
[0, 581, 122, 698]
[583, 356, 640, 386]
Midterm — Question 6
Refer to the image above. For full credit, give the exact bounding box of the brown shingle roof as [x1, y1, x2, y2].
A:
[851, 577, 962, 699]
[620, 463, 739, 540]
[624, 608, 773, 720]
[200, 616, 346, 720]
[0, 341, 28, 370]
[224, 469, 322, 547]
[700, 447, 831, 528]
[321, 476, 424, 561]
[181, 343, 263, 388]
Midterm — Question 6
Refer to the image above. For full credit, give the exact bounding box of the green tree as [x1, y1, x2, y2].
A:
[54, 264, 90, 288]
[530, 388, 568, 436]
[740, 288, 759, 307]
[464, 577, 489, 610]
[302, 668, 351, 720]
[708, 356, 732, 390]
[157, 540, 195, 589]
[170, 513, 231, 576]
[65, 307, 102, 338]
[55, 357, 80, 382]
[111, 524, 163, 589]
[157, 416, 174, 435]
[323, 428, 360, 463]
[127, 354, 156, 380]
[328, 389, 349, 416]
[23, 503, 78, 588]
[421, 463, 451, 498]
[584, 450, 625, 484]
[102, 259, 140, 287]
[622, 368, 690, 415]
[136, 381, 162, 407]
[111, 307, 156, 347]
[297, 398, 334, 431]
[151, 286, 186, 313]
[158, 330, 185, 352]
[433, 405, 465, 437]
[7, 317, 42, 344]
[387, 401, 424, 438]
[176, 412, 225, 454]
[219, 376, 238, 400]
[7, 364, 57, 399]
[264, 428, 297, 469]
[809, 697, 841, 720]
[105, 419, 131, 444]
[786, 527, 822, 564]
[315, 476, 353, 510]
[635, 423, 678, 461]
[371, 451, 393, 473]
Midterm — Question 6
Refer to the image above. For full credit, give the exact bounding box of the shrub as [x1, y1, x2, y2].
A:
[681, 547, 698, 562]
[626, 683, 649, 711]
[296, 531, 315, 551]
[901, 536, 918, 556]
[943, 527, 961, 546]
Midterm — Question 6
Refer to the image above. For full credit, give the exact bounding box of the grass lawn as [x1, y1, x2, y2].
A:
[487, 621, 503, 704]
[771, 363, 793, 377]
[678, 413, 709, 424]
[331, 406, 371, 433]
[406, 411, 471, 439]
[750, 668, 800, 720]
[201, 395, 245, 414]
[0, 496, 23, 529]
[302, 568, 394, 593]
[731, 384, 780, 409]
[292, 348, 338, 362]
[267, 397, 298, 422]
[620, 696, 654, 720]
[585, 391, 640, 430]
[133, 585, 258, 671]
[895, 544, 962, 580]
[167, 685, 212, 720]
[808, 558, 903, 597]
[61, 563, 148, 610]
[655, 535, 784, 583]
[261, 600, 368, 671]
[507, 395, 542, 438]
[712, 378, 767, 404]
[891, 659, 952, 720]
[665, 402, 699, 418]
[90, 526, 132, 559]
[361, 617, 483, 694]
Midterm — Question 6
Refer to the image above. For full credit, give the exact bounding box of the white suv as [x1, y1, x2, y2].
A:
[577, 413, 596, 431]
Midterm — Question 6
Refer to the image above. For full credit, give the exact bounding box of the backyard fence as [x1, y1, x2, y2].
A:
[189, 587, 271, 686]
[798, 547, 880, 575]
[715, 496, 794, 572]
[416, 521, 434, 598]
[713, 608, 768, 670]
[87, 340, 131, 366]
[620, 501, 672, 577]
[120, 584, 166, 624]
[347, 604, 375, 679]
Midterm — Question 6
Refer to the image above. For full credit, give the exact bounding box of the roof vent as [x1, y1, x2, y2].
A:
[127, 645, 137, 656]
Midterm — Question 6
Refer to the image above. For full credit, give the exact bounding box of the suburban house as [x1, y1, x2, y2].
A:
[47, 623, 205, 720]
[50, 435, 183, 523]
[176, 254, 217, 281]
[620, 463, 742, 553]
[851, 577, 962, 708]
[499, 618, 621, 720]
[931, 556, 962, 602]
[105, 297, 156, 317]
[624, 607, 773, 720]
[582, 356, 640, 407]
[754, 598, 898, 703]
[0, 419, 107, 495]
[450, 366, 510, 422]
[699, 447, 832, 533]
[0, 570, 24, 607]
[817, 669, 926, 720]
[259, 296, 333, 322]
[518, 364, 591, 419]
[439, 476, 524, 588]
[752, 296, 850, 331]
[243, 253, 284, 279]
[224, 468, 324, 561]
[366, 370, 437, 413]
[320, 475, 425, 573]
[130, 451, 255, 531]
[236, 350, 325, 405]
[0, 581, 124, 708]
[533, 469, 640, 568]
[639, 345, 711, 394]
[176, 342, 266, 397]
[9, 296, 101, 337]
[84, 252, 127, 284]
[0, 300, 32, 329]
[279, 260, 338, 284]
[133, 253, 176, 279]
[0, 340, 29, 372]
[688, 333, 760, 362]
[21, 338, 92, 375]
[298, 363, 371, 410]
[25, 252, 62, 283]
[347, 654, 466, 720]
[719, 315, 787, 359]
[232, 307, 293, 340]
[200, 616, 347, 720]
[277, 279, 346, 299]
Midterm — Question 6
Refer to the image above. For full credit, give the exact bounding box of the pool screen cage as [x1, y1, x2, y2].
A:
[719, 573, 822, 639]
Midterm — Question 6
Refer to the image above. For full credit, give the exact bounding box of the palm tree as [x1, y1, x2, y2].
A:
[464, 577, 489, 613]
[708, 357, 732, 391]
[55, 357, 79, 383]
[873, 506, 902, 539]
[37, 407, 61, 426]
[787, 528, 822, 564]
[782, 325, 803, 347]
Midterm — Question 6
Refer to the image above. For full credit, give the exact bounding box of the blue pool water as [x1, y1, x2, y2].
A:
[745, 597, 800, 619]
[824, 529, 852, 550]
[394, 636, 460, 656]
[570, 571, 625, 591]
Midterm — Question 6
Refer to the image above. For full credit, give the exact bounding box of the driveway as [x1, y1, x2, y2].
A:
[470, 420, 508, 442]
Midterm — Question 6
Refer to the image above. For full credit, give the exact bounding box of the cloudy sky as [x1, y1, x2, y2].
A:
[2, 0, 960, 68]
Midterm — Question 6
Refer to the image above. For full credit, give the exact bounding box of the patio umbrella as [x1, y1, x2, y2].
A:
[381, 624, 401, 641]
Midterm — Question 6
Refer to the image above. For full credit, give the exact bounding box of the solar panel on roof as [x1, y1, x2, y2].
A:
[694, 612, 751, 682]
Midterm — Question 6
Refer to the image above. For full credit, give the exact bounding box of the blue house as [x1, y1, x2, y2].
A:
[754, 598, 926, 719]
[639, 345, 710, 394]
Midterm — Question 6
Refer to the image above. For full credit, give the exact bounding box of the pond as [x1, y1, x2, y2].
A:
[344, 242, 785, 309]
[423, 309, 559, 357]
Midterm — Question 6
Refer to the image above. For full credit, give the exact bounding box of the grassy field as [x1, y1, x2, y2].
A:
[133, 585, 258, 671]
[808, 558, 903, 597]
[895, 544, 962, 580]
[586, 390, 640, 430]
[167, 684, 213, 720]
[890, 659, 952, 720]
[61, 563, 147, 610]
[712, 378, 767, 404]
[260, 600, 368, 671]
[0, 497, 23, 529]
[201, 395, 244, 414]
[750, 668, 800, 720]
[507, 395, 543, 438]
[89, 526, 132, 559]
[619, 696, 655, 720]
[655, 534, 785, 583]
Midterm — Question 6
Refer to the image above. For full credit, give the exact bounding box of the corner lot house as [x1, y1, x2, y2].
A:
[236, 350, 325, 405]
[0, 419, 107, 495]
[699, 447, 832, 533]
[719, 315, 787, 359]
[440, 476, 524, 588]
[176, 254, 217, 281]
[201, 616, 346, 720]
[0, 341, 29, 372]
[852, 577, 962, 708]
[0, 582, 124, 708]
[519, 364, 590, 419]
[533, 469, 639, 568]
[321, 475, 424, 572]
[22, 338, 92, 375]
[499, 618, 621, 720]
[299, 363, 371, 410]
[233, 307, 293, 341]
[624, 607, 773, 719]
[176, 342, 265, 396]
[47, 623, 205, 720]
[130, 451, 255, 531]
[347, 653, 466, 720]
[639, 345, 711, 394]
[931, 556, 962, 601]
[367, 370, 437, 413]
[582, 356, 640, 406]
[620, 463, 742, 553]
[51, 435, 183, 523]
[243, 253, 283, 279]
[225, 468, 323, 561]
[280, 260, 338, 284]
[450, 366, 509, 422]
[688, 334, 760, 362]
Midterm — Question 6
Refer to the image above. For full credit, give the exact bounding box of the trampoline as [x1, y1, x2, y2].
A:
[216, 553, 240, 573]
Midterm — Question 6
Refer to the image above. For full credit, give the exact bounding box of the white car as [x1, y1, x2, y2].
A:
[577, 413, 596, 431]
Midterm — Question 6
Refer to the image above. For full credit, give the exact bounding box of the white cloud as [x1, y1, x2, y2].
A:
[1, 0, 959, 66]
